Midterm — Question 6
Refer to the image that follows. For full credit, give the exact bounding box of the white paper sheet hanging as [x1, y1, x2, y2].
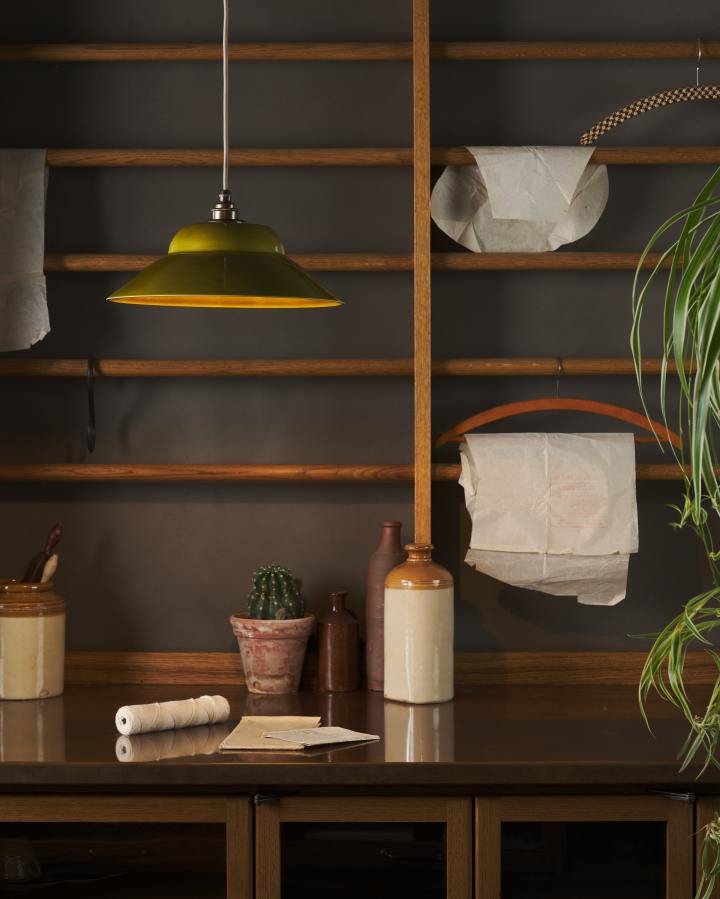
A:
[459, 433, 638, 605]
[0, 149, 49, 351]
[430, 146, 608, 253]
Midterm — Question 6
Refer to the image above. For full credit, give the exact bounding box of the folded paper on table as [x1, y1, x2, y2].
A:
[0, 149, 49, 351]
[459, 433, 638, 605]
[263, 727, 380, 748]
[219, 715, 321, 751]
[430, 146, 608, 253]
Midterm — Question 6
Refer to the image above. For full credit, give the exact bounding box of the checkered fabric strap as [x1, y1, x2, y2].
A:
[580, 84, 720, 145]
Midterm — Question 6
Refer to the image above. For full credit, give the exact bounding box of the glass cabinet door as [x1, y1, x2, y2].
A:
[255, 797, 471, 899]
[0, 796, 251, 899]
[476, 796, 693, 899]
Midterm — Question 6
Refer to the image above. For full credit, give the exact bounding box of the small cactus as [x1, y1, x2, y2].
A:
[248, 565, 305, 620]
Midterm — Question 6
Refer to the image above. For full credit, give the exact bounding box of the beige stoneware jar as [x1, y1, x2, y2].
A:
[383, 544, 454, 704]
[0, 581, 65, 700]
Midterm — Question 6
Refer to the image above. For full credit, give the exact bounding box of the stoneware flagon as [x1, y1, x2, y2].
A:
[365, 522, 406, 691]
[383, 544, 454, 704]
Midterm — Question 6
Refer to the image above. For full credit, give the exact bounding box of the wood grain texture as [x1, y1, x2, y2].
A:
[254, 799, 281, 899]
[0, 795, 228, 822]
[0, 42, 413, 61]
[447, 798, 473, 899]
[44, 146, 720, 167]
[413, 0, 432, 545]
[435, 398, 683, 448]
[63, 651, 720, 686]
[0, 463, 693, 482]
[433, 41, 720, 60]
[43, 253, 413, 272]
[696, 798, 719, 898]
[476, 796, 693, 899]
[2, 42, 717, 62]
[226, 798, 253, 899]
[0, 464, 418, 482]
[0, 356, 686, 379]
[441, 146, 720, 166]
[0, 358, 415, 378]
[256, 797, 472, 899]
[43, 252, 674, 272]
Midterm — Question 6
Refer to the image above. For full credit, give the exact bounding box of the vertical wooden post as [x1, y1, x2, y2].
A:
[226, 798, 253, 899]
[413, 0, 432, 545]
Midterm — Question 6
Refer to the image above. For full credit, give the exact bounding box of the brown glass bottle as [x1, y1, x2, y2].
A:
[317, 591, 359, 692]
[365, 521, 406, 691]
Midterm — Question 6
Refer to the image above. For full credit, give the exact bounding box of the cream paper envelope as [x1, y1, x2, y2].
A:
[219, 716, 321, 751]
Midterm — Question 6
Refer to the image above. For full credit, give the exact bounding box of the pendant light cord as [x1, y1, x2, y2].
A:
[222, 0, 230, 192]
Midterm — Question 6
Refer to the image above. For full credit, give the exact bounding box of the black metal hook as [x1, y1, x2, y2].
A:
[86, 356, 96, 453]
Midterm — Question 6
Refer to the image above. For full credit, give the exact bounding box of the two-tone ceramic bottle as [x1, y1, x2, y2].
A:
[383, 544, 454, 704]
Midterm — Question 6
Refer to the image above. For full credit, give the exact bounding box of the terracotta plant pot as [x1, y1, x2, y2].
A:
[230, 614, 315, 694]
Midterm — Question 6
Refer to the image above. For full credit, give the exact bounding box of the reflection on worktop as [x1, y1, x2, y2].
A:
[384, 702, 454, 763]
[0, 684, 711, 788]
[116, 723, 232, 763]
[0, 697, 65, 762]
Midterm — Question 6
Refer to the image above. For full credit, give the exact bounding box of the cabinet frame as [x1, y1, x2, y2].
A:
[696, 797, 720, 898]
[255, 795, 471, 899]
[476, 795, 693, 899]
[0, 794, 252, 899]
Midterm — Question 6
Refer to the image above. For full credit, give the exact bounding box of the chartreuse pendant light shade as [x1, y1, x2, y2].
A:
[108, 0, 341, 310]
[107, 216, 341, 309]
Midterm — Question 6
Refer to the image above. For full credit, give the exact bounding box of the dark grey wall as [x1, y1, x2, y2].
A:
[0, 1, 718, 652]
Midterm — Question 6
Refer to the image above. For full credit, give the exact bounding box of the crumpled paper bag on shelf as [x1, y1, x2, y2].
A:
[459, 433, 638, 605]
[0, 149, 49, 351]
[430, 146, 608, 253]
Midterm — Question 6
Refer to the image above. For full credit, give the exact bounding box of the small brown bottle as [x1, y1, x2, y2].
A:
[317, 591, 359, 692]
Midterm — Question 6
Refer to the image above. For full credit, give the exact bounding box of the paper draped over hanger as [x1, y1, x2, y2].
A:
[430, 146, 609, 253]
[459, 433, 638, 605]
[0, 149, 49, 351]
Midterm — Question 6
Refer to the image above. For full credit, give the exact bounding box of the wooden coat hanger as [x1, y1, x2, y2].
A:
[580, 41, 719, 145]
[435, 397, 682, 448]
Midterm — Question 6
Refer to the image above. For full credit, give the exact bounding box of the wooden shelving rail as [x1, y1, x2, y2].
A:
[44, 252, 679, 272]
[1, 41, 718, 62]
[0, 464, 689, 483]
[0, 357, 688, 378]
[44, 148, 720, 167]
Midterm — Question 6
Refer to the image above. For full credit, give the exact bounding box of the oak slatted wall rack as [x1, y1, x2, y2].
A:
[2, 12, 718, 509]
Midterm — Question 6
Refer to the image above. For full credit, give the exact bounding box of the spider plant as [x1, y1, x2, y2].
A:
[631, 167, 720, 891]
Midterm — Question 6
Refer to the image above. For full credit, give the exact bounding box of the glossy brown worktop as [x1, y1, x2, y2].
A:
[0, 684, 716, 793]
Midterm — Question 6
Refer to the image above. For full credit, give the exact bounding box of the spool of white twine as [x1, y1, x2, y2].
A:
[115, 695, 230, 736]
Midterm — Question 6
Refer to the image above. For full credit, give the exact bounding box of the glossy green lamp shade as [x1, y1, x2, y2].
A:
[107, 220, 342, 308]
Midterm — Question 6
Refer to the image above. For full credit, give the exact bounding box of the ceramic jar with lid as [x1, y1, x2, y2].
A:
[383, 544, 454, 704]
[0, 581, 65, 700]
